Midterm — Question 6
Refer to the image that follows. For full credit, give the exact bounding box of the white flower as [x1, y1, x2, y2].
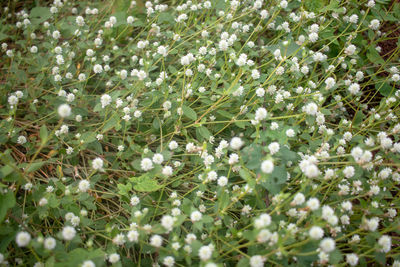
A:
[307, 198, 320, 210]
[286, 129, 295, 137]
[150, 234, 163, 247]
[127, 230, 139, 242]
[255, 107, 267, 121]
[163, 256, 175, 267]
[261, 160, 274, 174]
[17, 136, 27, 145]
[161, 215, 174, 231]
[190, 211, 202, 222]
[309, 226, 324, 240]
[169, 141, 178, 150]
[76, 16, 85, 26]
[230, 137, 243, 150]
[292, 193, 305, 205]
[101, 94, 112, 108]
[108, 253, 120, 264]
[62, 226, 76, 241]
[343, 166, 355, 178]
[304, 102, 318, 115]
[39, 197, 48, 206]
[218, 176, 228, 186]
[319, 238, 335, 253]
[378, 235, 391, 253]
[345, 44, 356, 55]
[250, 255, 265, 267]
[78, 180, 90, 192]
[251, 69, 260, 80]
[112, 234, 125, 246]
[81, 260, 96, 267]
[16, 232, 31, 247]
[141, 158, 153, 171]
[127, 16, 134, 24]
[162, 166, 173, 177]
[348, 83, 360, 95]
[152, 153, 164, 164]
[58, 104, 71, 118]
[198, 245, 213, 261]
[44, 237, 56, 250]
[254, 213, 271, 229]
[93, 64, 103, 74]
[268, 142, 280, 155]
[346, 253, 359, 266]
[92, 157, 104, 171]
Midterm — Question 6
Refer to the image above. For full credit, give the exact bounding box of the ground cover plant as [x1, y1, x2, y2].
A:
[0, 0, 400, 266]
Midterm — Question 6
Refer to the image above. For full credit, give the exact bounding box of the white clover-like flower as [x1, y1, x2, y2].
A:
[198, 245, 213, 261]
[261, 160, 274, 174]
[92, 157, 104, 171]
[82, 260, 95, 267]
[62, 226, 76, 241]
[161, 215, 174, 231]
[44, 237, 56, 250]
[78, 180, 90, 192]
[16, 232, 31, 247]
[309, 226, 324, 240]
[152, 153, 164, 164]
[163, 256, 175, 267]
[141, 158, 153, 171]
[346, 253, 359, 266]
[101, 94, 112, 108]
[150, 234, 163, 247]
[319, 238, 335, 253]
[378, 235, 391, 253]
[250, 255, 265, 267]
[190, 211, 202, 222]
[230, 137, 243, 150]
[93, 64, 103, 74]
[268, 142, 280, 155]
[58, 104, 71, 118]
[255, 107, 267, 121]
[108, 253, 120, 264]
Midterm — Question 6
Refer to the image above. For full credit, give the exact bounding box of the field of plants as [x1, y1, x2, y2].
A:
[0, 0, 400, 266]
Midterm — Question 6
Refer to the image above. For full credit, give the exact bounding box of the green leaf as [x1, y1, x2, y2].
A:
[375, 82, 392, 97]
[26, 161, 45, 173]
[30, 7, 52, 24]
[182, 105, 197, 121]
[196, 126, 211, 140]
[130, 174, 162, 192]
[103, 115, 120, 132]
[40, 124, 49, 144]
[117, 183, 132, 196]
[242, 144, 263, 170]
[0, 191, 16, 223]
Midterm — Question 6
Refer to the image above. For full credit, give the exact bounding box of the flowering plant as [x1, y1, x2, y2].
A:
[1, 0, 400, 266]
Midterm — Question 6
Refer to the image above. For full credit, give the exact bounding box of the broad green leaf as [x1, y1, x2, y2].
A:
[182, 105, 197, 121]
[130, 174, 162, 192]
[0, 191, 15, 223]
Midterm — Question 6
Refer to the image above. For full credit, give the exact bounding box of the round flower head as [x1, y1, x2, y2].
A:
[62, 226, 76, 241]
[261, 160, 274, 174]
[250, 255, 265, 267]
[92, 157, 104, 171]
[78, 180, 90, 192]
[230, 137, 244, 150]
[16, 231, 31, 247]
[44, 237, 56, 250]
[82, 260, 96, 267]
[58, 104, 71, 118]
[319, 238, 335, 253]
[141, 158, 153, 171]
[108, 253, 120, 264]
